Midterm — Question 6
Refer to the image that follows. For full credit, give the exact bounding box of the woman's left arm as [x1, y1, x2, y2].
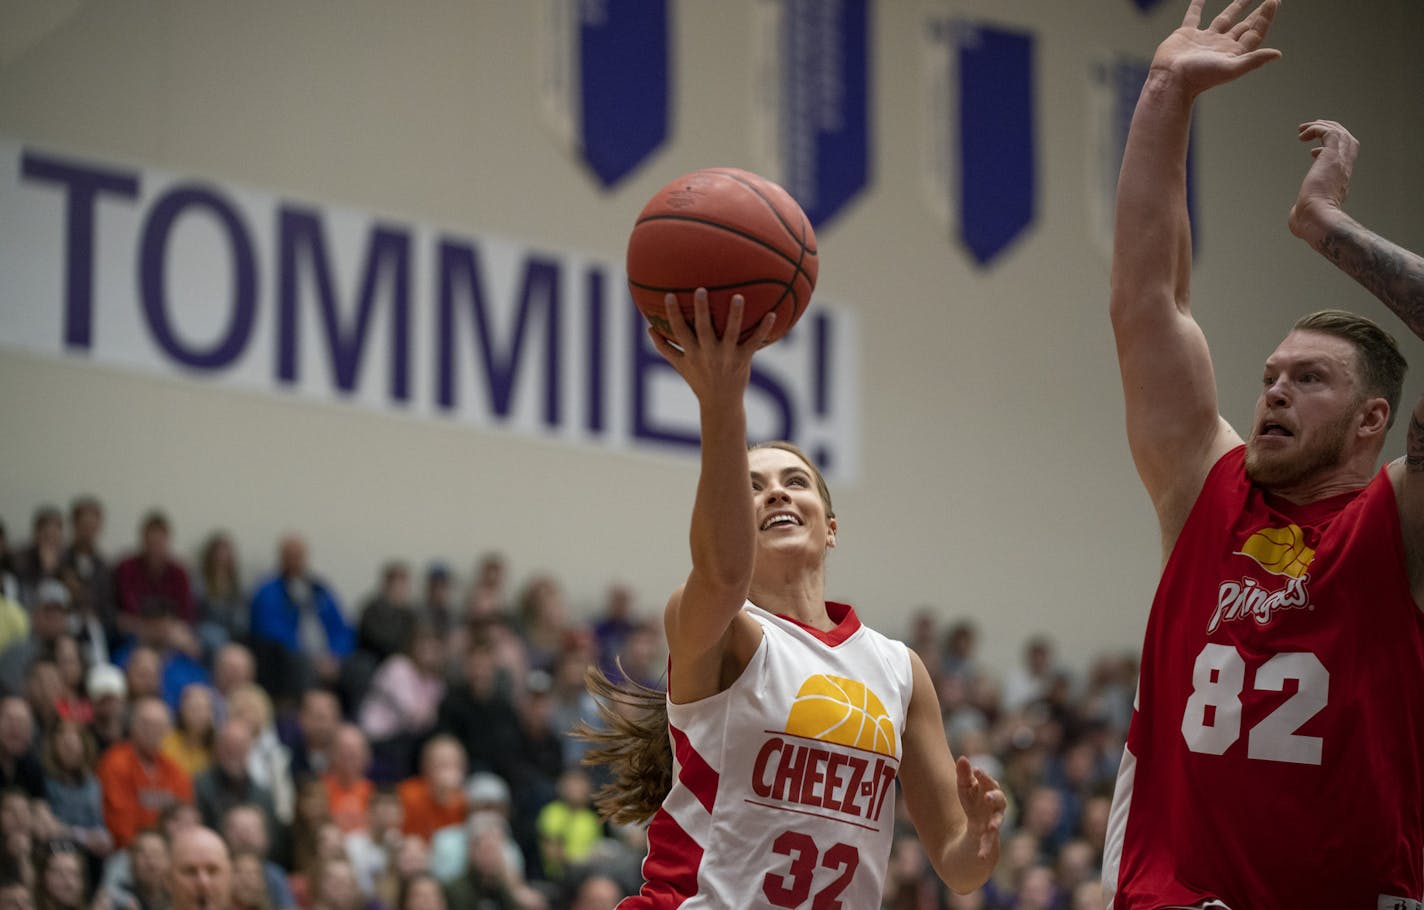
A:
[897, 650, 1005, 894]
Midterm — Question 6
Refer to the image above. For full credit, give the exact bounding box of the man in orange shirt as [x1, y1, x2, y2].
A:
[323, 724, 373, 833]
[397, 734, 468, 839]
[97, 695, 193, 846]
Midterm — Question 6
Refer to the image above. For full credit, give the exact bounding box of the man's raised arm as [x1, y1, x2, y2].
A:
[1110, 0, 1281, 548]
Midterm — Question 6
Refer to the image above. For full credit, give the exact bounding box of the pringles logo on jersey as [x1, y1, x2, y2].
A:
[749, 675, 899, 824]
[1207, 523, 1315, 634]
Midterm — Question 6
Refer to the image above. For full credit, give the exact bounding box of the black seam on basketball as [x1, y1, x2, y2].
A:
[635, 213, 814, 272]
[630, 277, 794, 294]
[703, 169, 819, 255]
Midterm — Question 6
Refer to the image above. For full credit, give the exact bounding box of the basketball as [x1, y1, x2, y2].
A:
[785, 674, 897, 757]
[626, 167, 818, 346]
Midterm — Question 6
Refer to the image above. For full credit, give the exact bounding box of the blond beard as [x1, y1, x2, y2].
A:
[1244, 408, 1355, 488]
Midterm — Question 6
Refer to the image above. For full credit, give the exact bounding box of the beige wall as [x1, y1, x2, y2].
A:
[2, 0, 1422, 674]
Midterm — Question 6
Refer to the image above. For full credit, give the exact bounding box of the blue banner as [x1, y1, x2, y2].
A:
[755, 0, 870, 229]
[541, 0, 669, 190]
[957, 24, 1036, 267]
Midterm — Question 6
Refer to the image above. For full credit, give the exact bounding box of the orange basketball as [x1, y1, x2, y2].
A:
[627, 167, 818, 345]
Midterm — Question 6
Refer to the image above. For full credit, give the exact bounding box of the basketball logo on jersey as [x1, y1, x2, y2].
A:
[747, 674, 901, 828]
[1207, 523, 1315, 634]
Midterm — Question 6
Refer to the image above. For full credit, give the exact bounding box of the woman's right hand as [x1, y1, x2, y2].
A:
[648, 289, 776, 402]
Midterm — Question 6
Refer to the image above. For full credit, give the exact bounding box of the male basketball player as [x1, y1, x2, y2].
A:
[1104, 0, 1424, 907]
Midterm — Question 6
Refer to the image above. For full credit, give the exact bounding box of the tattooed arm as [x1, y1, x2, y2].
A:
[1300, 121, 1424, 605]
[1289, 120, 1424, 336]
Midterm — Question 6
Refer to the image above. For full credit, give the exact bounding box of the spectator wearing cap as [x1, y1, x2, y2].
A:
[96, 696, 192, 848]
[0, 697, 43, 798]
[112, 511, 196, 640]
[0, 579, 72, 697]
[506, 670, 562, 867]
[419, 562, 456, 643]
[248, 535, 352, 705]
[428, 772, 520, 885]
[85, 664, 128, 755]
[396, 735, 467, 841]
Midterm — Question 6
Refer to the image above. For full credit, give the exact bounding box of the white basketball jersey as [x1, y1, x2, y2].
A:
[621, 601, 913, 910]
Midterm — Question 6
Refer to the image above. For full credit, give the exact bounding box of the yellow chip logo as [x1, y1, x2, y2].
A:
[785, 674, 897, 757]
[1236, 523, 1315, 578]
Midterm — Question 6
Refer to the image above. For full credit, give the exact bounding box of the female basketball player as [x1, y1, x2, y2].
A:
[584, 290, 1004, 907]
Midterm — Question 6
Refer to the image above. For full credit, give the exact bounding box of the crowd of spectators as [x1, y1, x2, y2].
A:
[0, 496, 1137, 909]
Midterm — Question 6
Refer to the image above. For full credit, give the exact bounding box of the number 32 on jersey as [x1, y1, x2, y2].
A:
[1180, 643, 1329, 765]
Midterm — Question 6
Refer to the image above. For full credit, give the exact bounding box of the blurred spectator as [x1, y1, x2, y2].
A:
[14, 506, 64, 607]
[96, 696, 192, 848]
[167, 827, 232, 910]
[360, 622, 446, 784]
[112, 511, 195, 638]
[0, 789, 36, 892]
[249, 536, 352, 706]
[50, 636, 89, 725]
[940, 619, 981, 684]
[547, 651, 598, 771]
[123, 647, 163, 703]
[375, 835, 431, 909]
[86, 665, 129, 755]
[113, 605, 210, 712]
[906, 607, 941, 676]
[40, 719, 112, 863]
[212, 644, 257, 726]
[233, 848, 277, 910]
[357, 563, 415, 665]
[195, 532, 248, 660]
[0, 878, 33, 910]
[1002, 636, 1060, 714]
[589, 585, 635, 680]
[194, 721, 277, 836]
[418, 564, 456, 644]
[514, 576, 566, 675]
[506, 675, 562, 866]
[435, 644, 520, 781]
[324, 725, 373, 835]
[429, 774, 519, 886]
[395, 872, 446, 910]
[289, 822, 348, 908]
[465, 555, 508, 621]
[309, 856, 378, 910]
[100, 828, 169, 910]
[0, 580, 71, 696]
[226, 685, 293, 826]
[287, 777, 333, 877]
[97, 801, 198, 901]
[162, 684, 216, 777]
[344, 788, 403, 896]
[220, 803, 296, 910]
[397, 737, 467, 841]
[23, 660, 65, 733]
[607, 622, 659, 691]
[0, 587, 26, 658]
[34, 839, 88, 910]
[443, 816, 542, 910]
[533, 769, 600, 885]
[286, 688, 342, 780]
[567, 875, 622, 910]
[0, 697, 42, 798]
[60, 496, 114, 655]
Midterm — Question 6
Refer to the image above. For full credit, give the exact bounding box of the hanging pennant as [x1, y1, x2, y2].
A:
[750, 0, 870, 229]
[540, 0, 670, 190]
[922, 18, 1037, 268]
[1087, 55, 1198, 260]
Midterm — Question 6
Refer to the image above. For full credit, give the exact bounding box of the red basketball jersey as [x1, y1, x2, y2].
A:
[1105, 447, 1424, 910]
